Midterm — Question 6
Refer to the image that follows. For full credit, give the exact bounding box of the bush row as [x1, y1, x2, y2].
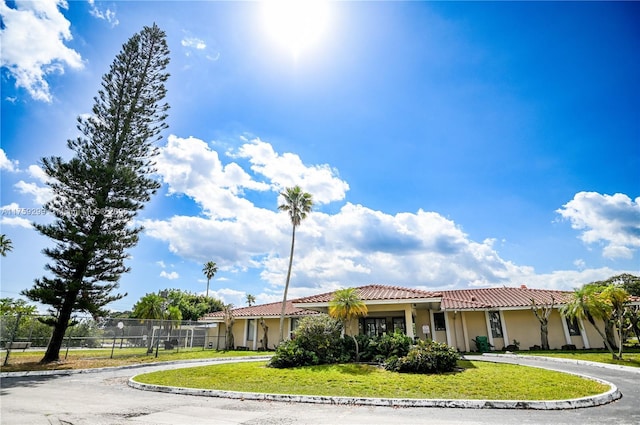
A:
[268, 315, 460, 373]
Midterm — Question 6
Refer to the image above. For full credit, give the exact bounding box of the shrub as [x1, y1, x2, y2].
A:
[359, 331, 412, 363]
[268, 314, 349, 368]
[385, 340, 460, 374]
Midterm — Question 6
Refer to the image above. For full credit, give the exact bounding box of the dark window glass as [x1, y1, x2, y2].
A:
[363, 318, 387, 337]
[247, 319, 255, 341]
[566, 317, 581, 336]
[433, 312, 446, 331]
[392, 317, 406, 334]
[489, 311, 503, 338]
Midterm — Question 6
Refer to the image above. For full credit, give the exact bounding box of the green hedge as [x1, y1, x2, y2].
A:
[385, 340, 460, 374]
[268, 315, 350, 368]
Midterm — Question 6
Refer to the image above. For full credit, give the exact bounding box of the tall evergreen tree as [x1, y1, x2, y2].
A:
[22, 24, 170, 363]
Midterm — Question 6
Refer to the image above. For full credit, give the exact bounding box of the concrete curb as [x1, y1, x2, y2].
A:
[127, 356, 622, 410]
[0, 355, 273, 378]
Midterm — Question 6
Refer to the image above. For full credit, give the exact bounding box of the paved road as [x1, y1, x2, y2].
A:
[1, 355, 639, 425]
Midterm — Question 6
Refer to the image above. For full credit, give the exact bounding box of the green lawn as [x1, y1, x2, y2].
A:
[0, 347, 266, 372]
[132, 360, 609, 400]
[523, 350, 640, 368]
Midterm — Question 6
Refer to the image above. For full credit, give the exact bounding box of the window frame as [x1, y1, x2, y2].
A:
[433, 312, 446, 331]
[488, 311, 503, 338]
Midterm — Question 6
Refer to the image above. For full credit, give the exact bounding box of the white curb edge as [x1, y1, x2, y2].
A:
[127, 357, 622, 410]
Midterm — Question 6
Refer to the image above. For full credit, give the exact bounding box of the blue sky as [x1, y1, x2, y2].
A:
[1, 1, 639, 312]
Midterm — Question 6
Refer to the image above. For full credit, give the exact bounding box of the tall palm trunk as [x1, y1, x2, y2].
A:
[279, 225, 296, 343]
[586, 314, 618, 360]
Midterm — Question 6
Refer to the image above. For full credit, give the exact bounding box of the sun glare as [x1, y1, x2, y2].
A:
[262, 0, 330, 58]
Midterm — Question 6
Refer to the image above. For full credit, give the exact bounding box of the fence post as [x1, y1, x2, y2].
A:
[3, 313, 22, 366]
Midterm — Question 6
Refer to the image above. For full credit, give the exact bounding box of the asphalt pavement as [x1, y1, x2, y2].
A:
[1, 354, 639, 425]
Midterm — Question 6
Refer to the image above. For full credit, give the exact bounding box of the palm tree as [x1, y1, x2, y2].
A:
[163, 305, 183, 345]
[202, 261, 218, 298]
[132, 293, 164, 353]
[600, 284, 630, 360]
[561, 285, 617, 359]
[246, 294, 256, 306]
[0, 234, 13, 257]
[277, 185, 313, 343]
[329, 288, 368, 361]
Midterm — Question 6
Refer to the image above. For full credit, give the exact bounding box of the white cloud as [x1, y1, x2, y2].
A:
[160, 270, 179, 280]
[557, 192, 640, 259]
[180, 33, 219, 61]
[235, 138, 349, 204]
[513, 267, 639, 292]
[156, 135, 272, 219]
[208, 288, 247, 306]
[145, 134, 549, 299]
[87, 0, 119, 27]
[14, 180, 52, 206]
[156, 260, 167, 268]
[0, 149, 19, 172]
[0, 203, 34, 229]
[0, 0, 84, 102]
[181, 37, 206, 50]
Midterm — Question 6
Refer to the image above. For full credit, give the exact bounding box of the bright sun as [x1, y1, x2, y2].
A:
[262, 0, 330, 58]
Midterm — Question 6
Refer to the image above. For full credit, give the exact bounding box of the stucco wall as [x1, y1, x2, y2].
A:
[463, 311, 488, 351]
[414, 309, 431, 339]
[582, 320, 607, 349]
[501, 309, 567, 350]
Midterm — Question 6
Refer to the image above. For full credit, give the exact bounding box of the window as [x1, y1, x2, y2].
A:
[566, 317, 581, 336]
[247, 319, 255, 341]
[290, 318, 300, 332]
[363, 318, 387, 337]
[392, 317, 406, 334]
[489, 311, 503, 338]
[433, 312, 446, 331]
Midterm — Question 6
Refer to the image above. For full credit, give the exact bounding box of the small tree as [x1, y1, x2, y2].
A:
[328, 288, 368, 361]
[222, 304, 235, 350]
[600, 284, 630, 359]
[246, 294, 256, 306]
[202, 261, 218, 299]
[531, 296, 554, 350]
[259, 317, 269, 350]
[132, 292, 165, 353]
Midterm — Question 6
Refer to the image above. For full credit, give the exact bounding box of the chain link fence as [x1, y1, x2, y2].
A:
[0, 314, 226, 359]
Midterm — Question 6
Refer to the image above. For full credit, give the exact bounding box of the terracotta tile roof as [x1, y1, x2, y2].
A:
[441, 287, 574, 310]
[293, 284, 442, 304]
[200, 285, 640, 321]
[201, 299, 318, 320]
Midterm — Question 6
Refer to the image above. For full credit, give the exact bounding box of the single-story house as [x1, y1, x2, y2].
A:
[199, 284, 638, 352]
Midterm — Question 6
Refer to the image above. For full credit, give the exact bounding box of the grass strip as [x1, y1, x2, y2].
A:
[0, 348, 265, 372]
[522, 350, 640, 368]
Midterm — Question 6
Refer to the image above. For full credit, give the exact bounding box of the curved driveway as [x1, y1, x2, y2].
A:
[1, 355, 639, 425]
